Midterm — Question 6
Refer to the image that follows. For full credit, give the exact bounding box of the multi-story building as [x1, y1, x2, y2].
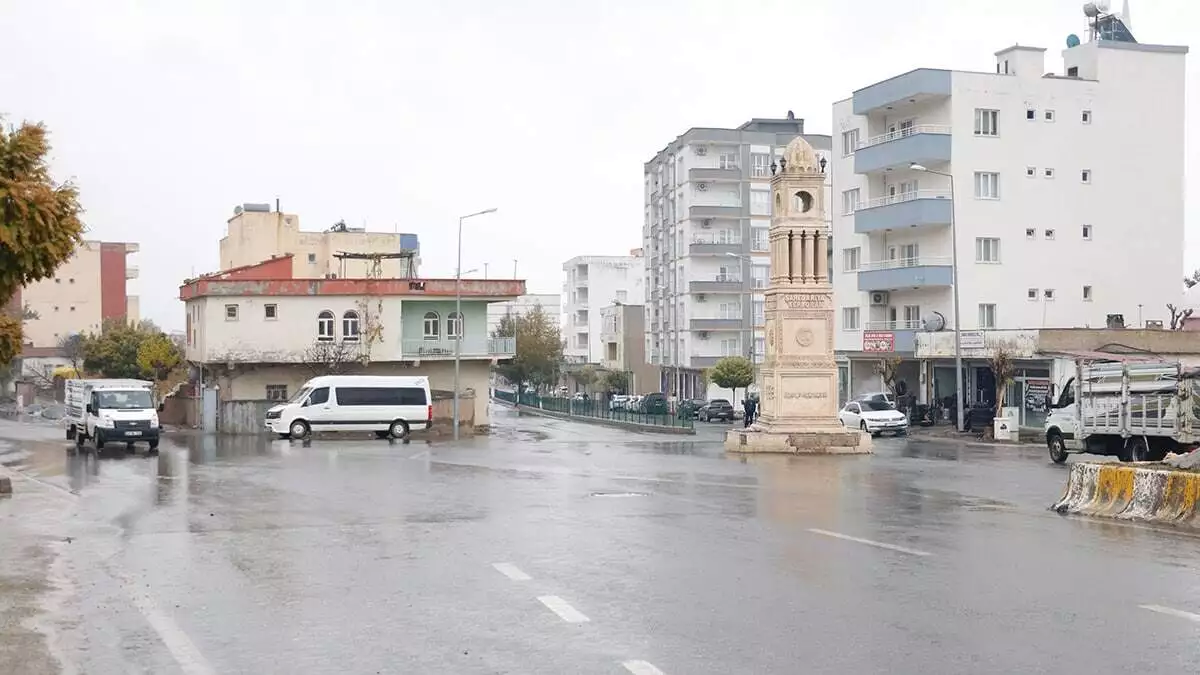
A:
[486, 294, 561, 337]
[831, 7, 1187, 404]
[180, 255, 523, 432]
[562, 252, 644, 363]
[642, 113, 831, 398]
[598, 303, 659, 395]
[219, 203, 421, 280]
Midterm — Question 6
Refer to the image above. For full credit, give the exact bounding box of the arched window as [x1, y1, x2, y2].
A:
[423, 312, 440, 340]
[342, 310, 360, 342]
[448, 312, 463, 340]
[793, 190, 813, 213]
[317, 310, 335, 342]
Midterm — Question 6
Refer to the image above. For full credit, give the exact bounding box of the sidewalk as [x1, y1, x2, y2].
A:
[906, 422, 1042, 448]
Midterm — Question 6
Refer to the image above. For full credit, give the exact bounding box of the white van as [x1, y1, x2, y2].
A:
[264, 375, 432, 440]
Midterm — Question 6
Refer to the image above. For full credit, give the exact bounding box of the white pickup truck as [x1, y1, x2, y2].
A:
[65, 378, 162, 452]
[1044, 358, 1200, 463]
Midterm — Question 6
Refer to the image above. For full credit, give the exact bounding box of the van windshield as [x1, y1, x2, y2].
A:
[288, 388, 311, 404]
[96, 390, 153, 410]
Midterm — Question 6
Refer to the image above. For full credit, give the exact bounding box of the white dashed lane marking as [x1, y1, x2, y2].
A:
[807, 528, 932, 557]
[491, 562, 532, 581]
[622, 659, 666, 674]
[1140, 604, 1200, 623]
[537, 595, 590, 623]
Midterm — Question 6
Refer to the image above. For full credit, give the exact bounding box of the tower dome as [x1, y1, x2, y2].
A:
[780, 136, 821, 174]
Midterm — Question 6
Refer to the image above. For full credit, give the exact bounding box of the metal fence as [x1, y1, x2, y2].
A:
[493, 390, 693, 430]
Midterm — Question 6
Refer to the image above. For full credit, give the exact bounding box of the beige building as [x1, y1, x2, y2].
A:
[598, 303, 659, 395]
[18, 240, 139, 349]
[219, 203, 421, 280]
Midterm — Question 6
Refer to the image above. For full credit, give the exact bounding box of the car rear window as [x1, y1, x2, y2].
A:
[711, 399, 730, 405]
[334, 387, 428, 406]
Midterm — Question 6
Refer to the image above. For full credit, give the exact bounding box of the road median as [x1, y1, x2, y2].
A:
[1052, 462, 1200, 526]
[492, 397, 695, 435]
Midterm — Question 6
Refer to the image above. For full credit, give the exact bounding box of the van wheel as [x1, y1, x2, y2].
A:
[389, 420, 410, 440]
[1047, 432, 1068, 464]
[289, 420, 310, 440]
[374, 431, 390, 439]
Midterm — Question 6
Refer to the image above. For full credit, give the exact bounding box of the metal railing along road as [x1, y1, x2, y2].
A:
[858, 124, 952, 150]
[855, 189, 952, 212]
[864, 320, 923, 331]
[493, 390, 694, 430]
[858, 256, 952, 271]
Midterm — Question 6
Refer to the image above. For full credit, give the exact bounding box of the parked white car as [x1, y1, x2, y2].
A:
[839, 399, 908, 436]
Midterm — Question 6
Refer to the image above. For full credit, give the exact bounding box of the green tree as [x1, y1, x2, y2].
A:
[0, 121, 86, 365]
[710, 356, 754, 403]
[137, 332, 183, 381]
[82, 320, 152, 379]
[493, 306, 563, 397]
[574, 365, 598, 393]
[603, 370, 629, 394]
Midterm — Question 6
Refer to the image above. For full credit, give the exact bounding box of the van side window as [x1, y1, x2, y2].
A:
[335, 387, 427, 406]
[308, 387, 330, 406]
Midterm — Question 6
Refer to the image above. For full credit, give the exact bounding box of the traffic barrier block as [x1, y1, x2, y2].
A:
[1053, 462, 1200, 526]
[0, 476, 11, 494]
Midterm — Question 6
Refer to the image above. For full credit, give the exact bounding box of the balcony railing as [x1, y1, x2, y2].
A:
[857, 257, 953, 292]
[854, 125, 953, 174]
[859, 256, 951, 272]
[858, 125, 951, 151]
[401, 337, 515, 359]
[857, 189, 952, 211]
[865, 320, 923, 331]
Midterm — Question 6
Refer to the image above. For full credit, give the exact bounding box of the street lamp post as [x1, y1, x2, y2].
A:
[454, 208, 498, 441]
[725, 252, 756, 376]
[910, 163, 963, 432]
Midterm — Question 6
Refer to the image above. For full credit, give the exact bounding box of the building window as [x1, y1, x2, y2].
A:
[843, 247, 861, 272]
[841, 129, 860, 156]
[1026, 167, 1036, 177]
[974, 172, 1000, 199]
[307, 253, 317, 263]
[1082, 224, 1092, 240]
[842, 307, 860, 330]
[225, 304, 239, 321]
[265, 385, 289, 402]
[447, 312, 463, 339]
[69, 278, 74, 284]
[1044, 168, 1055, 179]
[1083, 285, 1093, 301]
[751, 227, 768, 252]
[1027, 288, 1038, 301]
[975, 237, 1001, 263]
[616, 290, 628, 303]
[754, 337, 765, 358]
[1044, 289, 1056, 301]
[342, 311, 360, 342]
[1045, 229, 1056, 239]
[264, 304, 278, 320]
[750, 190, 770, 215]
[753, 300, 764, 325]
[1026, 109, 1036, 120]
[1081, 169, 1092, 183]
[317, 310, 335, 341]
[54, 278, 61, 284]
[751, 153, 770, 178]
[841, 188, 860, 215]
[751, 265, 768, 289]
[1081, 110, 1092, 124]
[719, 153, 738, 170]
[978, 303, 997, 329]
[423, 311, 440, 339]
[69, 306, 75, 312]
[1026, 228, 1036, 239]
[1044, 110, 1056, 122]
[974, 109, 999, 136]
[1068, 66, 1079, 77]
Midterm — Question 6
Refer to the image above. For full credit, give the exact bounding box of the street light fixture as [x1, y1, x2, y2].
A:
[455, 208, 498, 441]
[910, 163, 964, 432]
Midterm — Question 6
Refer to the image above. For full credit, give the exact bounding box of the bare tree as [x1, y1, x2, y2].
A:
[1168, 303, 1194, 331]
[990, 346, 1017, 417]
[57, 333, 84, 374]
[1185, 269, 1200, 289]
[873, 357, 903, 398]
[301, 340, 358, 376]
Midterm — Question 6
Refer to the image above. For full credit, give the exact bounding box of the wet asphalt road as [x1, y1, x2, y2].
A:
[3, 407, 1200, 674]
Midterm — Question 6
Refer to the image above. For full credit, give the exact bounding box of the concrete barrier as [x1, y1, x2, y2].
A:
[1052, 462, 1200, 526]
[0, 476, 12, 495]
[494, 398, 695, 436]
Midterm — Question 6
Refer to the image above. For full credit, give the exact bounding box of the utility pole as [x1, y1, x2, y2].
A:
[483, 263, 489, 280]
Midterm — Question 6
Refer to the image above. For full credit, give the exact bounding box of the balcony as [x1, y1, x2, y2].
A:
[862, 321, 920, 353]
[689, 204, 742, 220]
[126, 265, 139, 280]
[688, 167, 741, 183]
[853, 190, 953, 234]
[852, 68, 952, 115]
[689, 236, 741, 257]
[690, 356, 725, 368]
[689, 275, 742, 294]
[855, 126, 952, 174]
[690, 318, 743, 332]
[401, 337, 515, 360]
[857, 258, 953, 292]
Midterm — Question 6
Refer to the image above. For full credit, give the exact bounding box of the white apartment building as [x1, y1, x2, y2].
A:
[643, 114, 831, 398]
[831, 7, 1187, 404]
[486, 293, 560, 337]
[562, 252, 645, 363]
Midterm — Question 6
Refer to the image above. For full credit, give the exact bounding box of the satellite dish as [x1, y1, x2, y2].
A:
[922, 312, 947, 332]
[1083, 2, 1100, 17]
[1067, 33, 1081, 48]
[1096, 0, 1110, 11]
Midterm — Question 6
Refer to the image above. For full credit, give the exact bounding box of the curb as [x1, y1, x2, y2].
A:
[1051, 462, 1200, 526]
[493, 399, 695, 435]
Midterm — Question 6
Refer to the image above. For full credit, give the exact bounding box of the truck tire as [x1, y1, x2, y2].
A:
[148, 439, 159, 453]
[94, 431, 106, 451]
[1122, 436, 1150, 463]
[1047, 432, 1069, 464]
[66, 426, 75, 440]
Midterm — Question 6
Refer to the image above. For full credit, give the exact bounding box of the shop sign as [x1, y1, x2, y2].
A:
[863, 331, 895, 352]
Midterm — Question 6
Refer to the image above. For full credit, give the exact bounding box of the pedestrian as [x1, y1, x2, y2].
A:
[742, 398, 755, 428]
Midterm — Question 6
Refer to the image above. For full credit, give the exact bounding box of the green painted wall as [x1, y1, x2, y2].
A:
[401, 300, 489, 341]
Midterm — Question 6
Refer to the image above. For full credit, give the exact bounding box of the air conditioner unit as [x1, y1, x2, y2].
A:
[696, 182, 709, 192]
[700, 219, 712, 229]
[694, 146, 708, 156]
[698, 331, 710, 339]
[697, 294, 707, 302]
[870, 291, 890, 306]
[1145, 320, 1164, 330]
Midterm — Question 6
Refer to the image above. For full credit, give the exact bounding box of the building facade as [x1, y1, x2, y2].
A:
[219, 203, 421, 280]
[486, 293, 560, 338]
[642, 114, 832, 399]
[562, 252, 644, 363]
[598, 303, 659, 395]
[180, 255, 523, 431]
[831, 15, 1187, 403]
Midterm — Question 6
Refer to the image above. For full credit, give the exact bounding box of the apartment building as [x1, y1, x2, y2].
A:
[485, 293, 561, 338]
[219, 203, 421, 279]
[642, 113, 831, 398]
[598, 303, 659, 395]
[831, 6, 1187, 404]
[562, 252, 645, 363]
[180, 255, 523, 432]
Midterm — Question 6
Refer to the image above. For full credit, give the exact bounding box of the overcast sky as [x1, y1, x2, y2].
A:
[1, 0, 1195, 331]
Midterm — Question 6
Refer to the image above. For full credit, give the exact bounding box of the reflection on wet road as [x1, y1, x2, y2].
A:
[3, 406, 1200, 674]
